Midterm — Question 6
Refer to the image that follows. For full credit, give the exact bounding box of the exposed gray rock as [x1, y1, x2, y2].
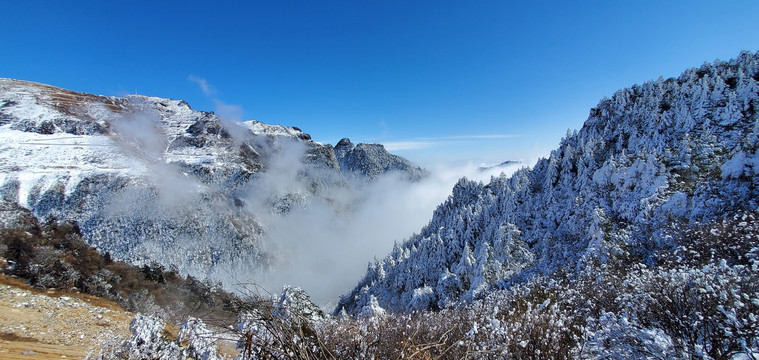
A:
[333, 138, 428, 181]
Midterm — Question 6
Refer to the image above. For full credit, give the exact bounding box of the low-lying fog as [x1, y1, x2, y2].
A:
[254, 158, 524, 308]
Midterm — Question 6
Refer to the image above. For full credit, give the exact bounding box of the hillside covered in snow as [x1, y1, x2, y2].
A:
[0, 79, 426, 285]
[337, 50, 759, 314]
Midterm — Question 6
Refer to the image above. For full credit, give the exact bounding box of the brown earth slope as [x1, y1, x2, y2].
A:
[0, 274, 133, 359]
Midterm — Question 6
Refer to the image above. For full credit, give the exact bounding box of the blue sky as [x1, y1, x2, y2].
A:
[3, 0, 758, 166]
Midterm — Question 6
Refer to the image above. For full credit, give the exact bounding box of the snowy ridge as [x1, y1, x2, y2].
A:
[243, 120, 311, 140]
[334, 138, 428, 181]
[0, 79, 425, 285]
[336, 50, 759, 314]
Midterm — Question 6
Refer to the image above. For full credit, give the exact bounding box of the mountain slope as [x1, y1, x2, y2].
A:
[337, 50, 759, 314]
[0, 79, 425, 284]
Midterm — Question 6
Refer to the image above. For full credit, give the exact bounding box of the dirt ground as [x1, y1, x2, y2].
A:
[0, 274, 240, 359]
[0, 338, 87, 359]
[0, 274, 133, 359]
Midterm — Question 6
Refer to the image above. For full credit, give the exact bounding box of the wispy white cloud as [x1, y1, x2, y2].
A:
[187, 75, 246, 122]
[420, 134, 521, 140]
[187, 74, 217, 96]
[383, 141, 436, 151]
[213, 99, 243, 122]
[383, 134, 521, 151]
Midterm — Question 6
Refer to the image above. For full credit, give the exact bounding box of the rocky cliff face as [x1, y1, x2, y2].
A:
[0, 79, 425, 282]
[337, 51, 759, 314]
[334, 138, 427, 181]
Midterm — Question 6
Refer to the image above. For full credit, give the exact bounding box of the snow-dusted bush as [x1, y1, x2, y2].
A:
[409, 286, 436, 311]
[89, 314, 224, 360]
[124, 289, 163, 319]
[470, 286, 583, 359]
[275, 285, 324, 322]
[585, 312, 676, 359]
[357, 294, 386, 319]
[81, 268, 118, 298]
[119, 314, 183, 360]
[29, 245, 81, 289]
[179, 317, 221, 360]
[320, 307, 469, 359]
[234, 292, 331, 360]
[317, 212, 759, 359]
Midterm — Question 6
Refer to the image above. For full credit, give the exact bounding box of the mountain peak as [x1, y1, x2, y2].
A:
[336, 137, 354, 149]
[333, 139, 427, 181]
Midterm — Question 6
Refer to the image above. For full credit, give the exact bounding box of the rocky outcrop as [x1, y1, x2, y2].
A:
[333, 138, 427, 181]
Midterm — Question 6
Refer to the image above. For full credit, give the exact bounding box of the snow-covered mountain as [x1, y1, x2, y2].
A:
[336, 50, 759, 314]
[334, 138, 428, 181]
[477, 160, 522, 172]
[0, 79, 425, 282]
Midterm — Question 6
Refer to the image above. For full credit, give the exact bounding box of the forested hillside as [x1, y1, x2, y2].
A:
[338, 51, 759, 315]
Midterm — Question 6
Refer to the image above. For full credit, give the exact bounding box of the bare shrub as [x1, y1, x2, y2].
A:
[234, 292, 334, 360]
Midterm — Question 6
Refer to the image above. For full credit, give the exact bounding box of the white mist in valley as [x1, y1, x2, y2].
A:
[98, 102, 528, 308]
[253, 155, 524, 307]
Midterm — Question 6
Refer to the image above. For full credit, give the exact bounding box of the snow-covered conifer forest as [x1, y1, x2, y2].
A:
[329, 50, 759, 358]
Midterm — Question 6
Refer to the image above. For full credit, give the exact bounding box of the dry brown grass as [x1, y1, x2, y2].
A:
[0, 332, 39, 342]
[0, 339, 88, 360]
[5, 79, 126, 114]
[0, 273, 124, 312]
